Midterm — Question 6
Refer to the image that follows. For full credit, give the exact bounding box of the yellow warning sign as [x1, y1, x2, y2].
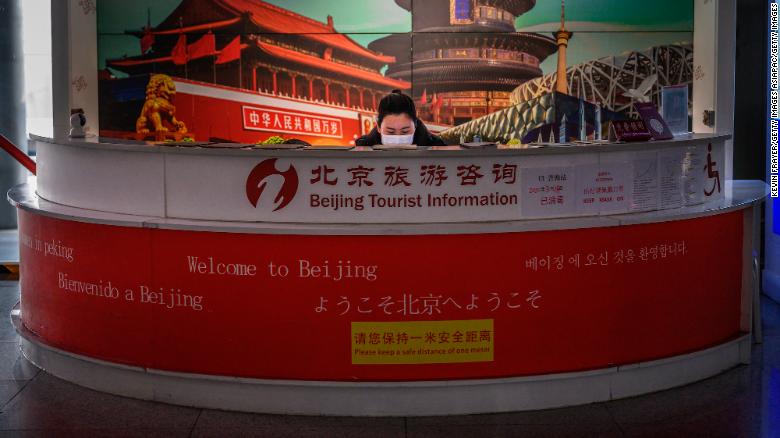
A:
[351, 319, 494, 365]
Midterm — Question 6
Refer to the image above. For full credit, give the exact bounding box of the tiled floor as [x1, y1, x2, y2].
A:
[0, 278, 777, 437]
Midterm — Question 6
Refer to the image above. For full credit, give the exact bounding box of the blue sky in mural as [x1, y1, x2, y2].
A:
[515, 0, 693, 31]
[514, 0, 693, 72]
[263, 0, 412, 33]
[98, 0, 693, 75]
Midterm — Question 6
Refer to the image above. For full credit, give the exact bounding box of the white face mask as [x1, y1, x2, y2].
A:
[381, 133, 415, 145]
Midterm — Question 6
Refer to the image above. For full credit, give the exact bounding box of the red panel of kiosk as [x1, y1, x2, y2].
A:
[18, 209, 744, 381]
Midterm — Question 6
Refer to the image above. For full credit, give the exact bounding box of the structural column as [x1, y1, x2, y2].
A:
[0, 0, 27, 228]
[554, 1, 572, 94]
[252, 67, 257, 91]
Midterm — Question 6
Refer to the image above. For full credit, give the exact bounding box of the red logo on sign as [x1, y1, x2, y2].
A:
[246, 159, 298, 211]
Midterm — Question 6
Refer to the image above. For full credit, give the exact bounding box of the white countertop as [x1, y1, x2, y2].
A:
[31, 133, 732, 159]
[8, 180, 767, 235]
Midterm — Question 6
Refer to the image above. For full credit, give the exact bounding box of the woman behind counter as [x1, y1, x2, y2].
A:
[355, 90, 447, 147]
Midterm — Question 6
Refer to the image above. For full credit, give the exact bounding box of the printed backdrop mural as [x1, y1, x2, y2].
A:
[97, 0, 694, 145]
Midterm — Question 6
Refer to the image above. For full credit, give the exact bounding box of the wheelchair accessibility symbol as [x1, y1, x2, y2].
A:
[704, 143, 721, 196]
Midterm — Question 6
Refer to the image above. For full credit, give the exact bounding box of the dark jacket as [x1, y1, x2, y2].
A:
[355, 119, 447, 146]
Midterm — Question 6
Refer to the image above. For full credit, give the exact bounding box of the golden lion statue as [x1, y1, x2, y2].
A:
[135, 74, 188, 141]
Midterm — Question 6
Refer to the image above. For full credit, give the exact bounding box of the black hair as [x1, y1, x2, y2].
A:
[376, 89, 417, 127]
[283, 138, 311, 146]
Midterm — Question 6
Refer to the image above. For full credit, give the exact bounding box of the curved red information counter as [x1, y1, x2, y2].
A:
[7, 134, 766, 416]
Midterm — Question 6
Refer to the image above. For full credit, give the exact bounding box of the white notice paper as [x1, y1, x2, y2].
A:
[521, 167, 576, 218]
[658, 150, 684, 209]
[630, 153, 659, 212]
[682, 144, 705, 205]
[576, 163, 632, 214]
